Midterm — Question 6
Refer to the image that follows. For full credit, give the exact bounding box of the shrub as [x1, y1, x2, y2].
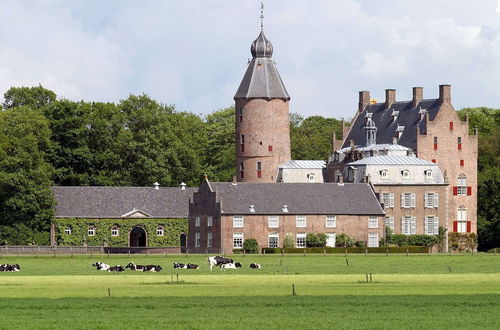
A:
[448, 232, 477, 252]
[355, 240, 366, 248]
[306, 233, 327, 247]
[283, 233, 295, 248]
[243, 238, 259, 254]
[335, 233, 355, 247]
[316, 233, 327, 246]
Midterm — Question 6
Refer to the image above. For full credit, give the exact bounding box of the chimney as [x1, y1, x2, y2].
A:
[153, 182, 160, 190]
[358, 91, 370, 112]
[180, 182, 186, 190]
[232, 175, 237, 185]
[385, 89, 396, 109]
[439, 84, 451, 104]
[412, 87, 423, 107]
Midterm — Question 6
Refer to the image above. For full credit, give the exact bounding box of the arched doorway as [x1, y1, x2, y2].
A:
[180, 233, 187, 253]
[129, 226, 147, 247]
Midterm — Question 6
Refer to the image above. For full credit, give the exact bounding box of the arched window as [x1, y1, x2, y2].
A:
[111, 226, 119, 237]
[457, 174, 467, 195]
[425, 170, 433, 179]
[88, 226, 95, 236]
[380, 170, 388, 180]
[401, 170, 410, 180]
[64, 227, 72, 235]
[156, 226, 164, 236]
[307, 173, 315, 183]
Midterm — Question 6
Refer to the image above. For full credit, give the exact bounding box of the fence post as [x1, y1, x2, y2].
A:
[303, 249, 306, 257]
[323, 248, 326, 256]
[495, 248, 497, 256]
[386, 247, 389, 256]
[344, 247, 347, 257]
[365, 248, 368, 256]
[128, 249, 130, 257]
[146, 249, 149, 257]
[406, 248, 409, 257]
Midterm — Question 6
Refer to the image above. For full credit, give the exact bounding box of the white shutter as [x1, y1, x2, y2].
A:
[424, 194, 429, 208]
[401, 217, 405, 234]
[411, 216, 416, 234]
[401, 193, 405, 207]
[424, 217, 429, 234]
[390, 193, 394, 208]
[434, 194, 439, 208]
[380, 193, 384, 203]
[411, 193, 416, 208]
[434, 217, 439, 234]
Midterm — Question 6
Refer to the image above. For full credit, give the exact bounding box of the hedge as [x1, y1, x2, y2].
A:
[53, 218, 188, 247]
[487, 248, 500, 253]
[262, 246, 429, 254]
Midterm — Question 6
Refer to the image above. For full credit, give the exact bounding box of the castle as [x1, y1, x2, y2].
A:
[51, 20, 477, 253]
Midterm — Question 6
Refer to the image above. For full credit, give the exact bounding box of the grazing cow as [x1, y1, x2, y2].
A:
[92, 262, 110, 271]
[108, 265, 126, 272]
[143, 265, 162, 272]
[250, 263, 261, 269]
[187, 263, 199, 269]
[125, 262, 146, 271]
[220, 262, 242, 271]
[0, 264, 20, 272]
[173, 262, 188, 269]
[208, 256, 234, 271]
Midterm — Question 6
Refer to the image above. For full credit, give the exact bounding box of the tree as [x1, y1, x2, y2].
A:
[3, 85, 56, 110]
[0, 106, 54, 244]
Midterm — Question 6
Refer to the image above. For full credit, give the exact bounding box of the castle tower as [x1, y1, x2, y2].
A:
[234, 22, 291, 182]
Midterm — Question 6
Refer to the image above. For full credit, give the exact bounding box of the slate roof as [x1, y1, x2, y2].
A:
[234, 30, 290, 100]
[207, 182, 384, 215]
[52, 186, 197, 218]
[342, 99, 442, 150]
[347, 155, 437, 166]
[279, 160, 326, 169]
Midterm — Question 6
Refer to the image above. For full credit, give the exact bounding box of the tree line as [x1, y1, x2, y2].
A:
[0, 86, 497, 250]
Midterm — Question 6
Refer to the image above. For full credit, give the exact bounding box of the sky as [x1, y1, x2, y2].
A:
[1, 0, 499, 119]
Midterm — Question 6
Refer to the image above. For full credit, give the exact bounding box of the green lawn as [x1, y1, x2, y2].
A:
[0, 254, 499, 329]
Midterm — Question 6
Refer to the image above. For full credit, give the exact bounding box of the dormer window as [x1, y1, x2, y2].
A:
[307, 173, 315, 183]
[396, 125, 405, 139]
[249, 205, 255, 212]
[419, 108, 427, 120]
[425, 170, 433, 179]
[380, 170, 388, 180]
[282, 205, 288, 212]
[391, 110, 399, 122]
[401, 170, 410, 179]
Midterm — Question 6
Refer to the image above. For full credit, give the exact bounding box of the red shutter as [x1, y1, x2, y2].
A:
[466, 221, 471, 233]
[240, 171, 244, 178]
[453, 221, 458, 232]
[453, 186, 458, 195]
[431, 159, 436, 163]
[460, 160, 464, 167]
[449, 121, 453, 130]
[458, 143, 462, 150]
[434, 143, 438, 150]
[467, 186, 472, 196]
[240, 144, 244, 152]
[268, 145, 273, 152]
[257, 170, 262, 178]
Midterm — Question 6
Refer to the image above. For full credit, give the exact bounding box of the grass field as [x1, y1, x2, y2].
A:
[0, 254, 499, 329]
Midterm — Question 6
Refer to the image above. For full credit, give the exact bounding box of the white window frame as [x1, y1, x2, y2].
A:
[424, 192, 439, 208]
[457, 221, 467, 233]
[296, 216, 307, 228]
[268, 232, 279, 248]
[233, 233, 243, 249]
[380, 170, 388, 180]
[402, 170, 410, 179]
[424, 216, 439, 235]
[233, 215, 244, 228]
[64, 227, 72, 235]
[307, 173, 315, 183]
[368, 216, 379, 229]
[111, 226, 119, 237]
[207, 232, 212, 248]
[401, 216, 416, 235]
[457, 206, 467, 232]
[207, 216, 213, 227]
[401, 193, 416, 208]
[326, 215, 337, 228]
[88, 227, 95, 236]
[326, 233, 336, 247]
[425, 170, 433, 179]
[195, 232, 200, 248]
[156, 226, 164, 236]
[381, 193, 394, 208]
[268, 216, 279, 228]
[195, 216, 200, 227]
[458, 175, 467, 195]
[296, 233, 306, 248]
[385, 216, 395, 231]
[368, 232, 379, 247]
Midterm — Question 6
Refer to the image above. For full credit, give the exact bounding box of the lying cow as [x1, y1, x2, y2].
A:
[220, 262, 242, 271]
[108, 265, 126, 272]
[250, 263, 261, 269]
[208, 256, 234, 271]
[125, 262, 146, 271]
[0, 264, 20, 271]
[92, 262, 110, 271]
[143, 265, 162, 272]
[174, 262, 199, 269]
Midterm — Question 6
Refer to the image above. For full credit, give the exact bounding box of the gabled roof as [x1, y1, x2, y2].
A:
[347, 155, 437, 166]
[206, 182, 384, 215]
[279, 160, 326, 169]
[52, 186, 197, 218]
[343, 99, 441, 150]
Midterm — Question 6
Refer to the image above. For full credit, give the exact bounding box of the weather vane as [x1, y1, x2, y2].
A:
[260, 2, 264, 31]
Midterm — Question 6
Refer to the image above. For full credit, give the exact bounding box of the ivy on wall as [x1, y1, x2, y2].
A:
[53, 218, 188, 247]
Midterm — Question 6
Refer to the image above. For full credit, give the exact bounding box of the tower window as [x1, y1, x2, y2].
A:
[240, 135, 245, 152]
[239, 108, 243, 122]
[449, 121, 453, 130]
[433, 137, 438, 150]
[268, 145, 273, 152]
[240, 162, 244, 178]
[458, 137, 462, 150]
[256, 162, 262, 178]
[460, 159, 464, 167]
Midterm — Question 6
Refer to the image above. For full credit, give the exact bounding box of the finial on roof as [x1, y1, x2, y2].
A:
[251, 2, 273, 58]
[203, 173, 208, 180]
[260, 2, 264, 31]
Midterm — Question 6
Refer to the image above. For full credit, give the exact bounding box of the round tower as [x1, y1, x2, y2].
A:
[233, 27, 291, 182]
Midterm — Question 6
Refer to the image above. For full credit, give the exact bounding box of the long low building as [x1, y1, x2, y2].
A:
[188, 177, 385, 253]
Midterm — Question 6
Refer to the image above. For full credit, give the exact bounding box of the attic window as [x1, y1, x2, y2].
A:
[391, 110, 399, 122]
[419, 108, 427, 120]
[425, 170, 433, 179]
[307, 173, 315, 183]
[365, 112, 373, 118]
[249, 205, 255, 212]
[396, 125, 405, 138]
[401, 170, 410, 179]
[380, 170, 388, 180]
[282, 205, 288, 212]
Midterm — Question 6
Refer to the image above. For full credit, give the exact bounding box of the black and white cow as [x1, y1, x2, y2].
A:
[108, 265, 126, 272]
[220, 262, 242, 271]
[187, 263, 199, 269]
[125, 262, 146, 271]
[143, 265, 162, 272]
[0, 264, 20, 271]
[92, 262, 110, 271]
[173, 262, 188, 269]
[208, 256, 234, 271]
[249, 263, 261, 269]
